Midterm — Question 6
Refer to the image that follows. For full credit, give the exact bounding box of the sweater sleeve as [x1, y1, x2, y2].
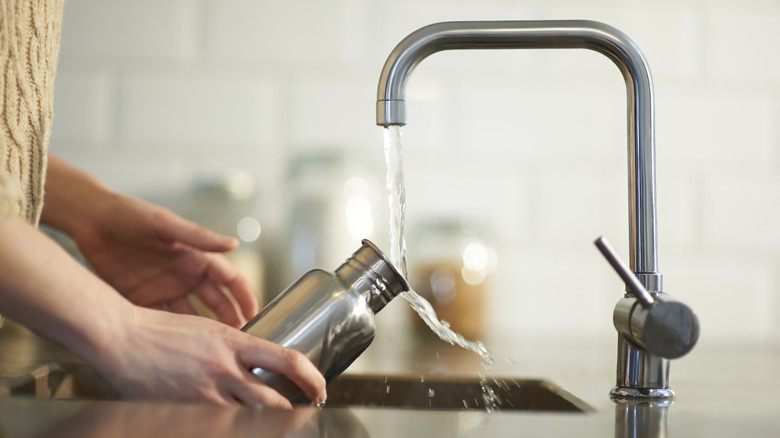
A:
[0, 169, 21, 225]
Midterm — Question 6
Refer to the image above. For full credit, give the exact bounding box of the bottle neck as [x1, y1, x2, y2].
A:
[335, 240, 409, 313]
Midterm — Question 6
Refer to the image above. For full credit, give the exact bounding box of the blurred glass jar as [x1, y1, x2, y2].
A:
[180, 170, 266, 307]
[281, 150, 387, 287]
[409, 217, 497, 341]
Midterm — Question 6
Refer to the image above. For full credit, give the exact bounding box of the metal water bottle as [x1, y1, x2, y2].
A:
[242, 239, 409, 403]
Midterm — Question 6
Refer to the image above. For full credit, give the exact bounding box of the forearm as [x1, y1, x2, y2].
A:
[41, 154, 115, 238]
[0, 214, 132, 367]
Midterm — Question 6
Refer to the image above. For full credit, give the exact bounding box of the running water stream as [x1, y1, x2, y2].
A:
[383, 126, 494, 367]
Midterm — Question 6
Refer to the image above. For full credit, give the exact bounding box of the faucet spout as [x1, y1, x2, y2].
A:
[376, 20, 660, 288]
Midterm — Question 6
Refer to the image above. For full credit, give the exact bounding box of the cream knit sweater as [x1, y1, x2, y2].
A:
[0, 0, 64, 226]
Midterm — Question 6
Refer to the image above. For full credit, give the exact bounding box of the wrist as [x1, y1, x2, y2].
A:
[69, 293, 140, 374]
[41, 155, 115, 238]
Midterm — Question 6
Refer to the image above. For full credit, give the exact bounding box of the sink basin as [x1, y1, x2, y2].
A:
[326, 374, 589, 412]
[1, 364, 589, 413]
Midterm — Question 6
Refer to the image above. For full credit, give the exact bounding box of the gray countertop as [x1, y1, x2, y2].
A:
[1, 320, 779, 437]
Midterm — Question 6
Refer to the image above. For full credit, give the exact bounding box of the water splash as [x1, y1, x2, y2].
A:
[479, 372, 501, 412]
[403, 289, 493, 365]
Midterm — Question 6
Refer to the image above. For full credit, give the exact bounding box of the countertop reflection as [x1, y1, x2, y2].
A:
[0, 399, 340, 438]
[2, 320, 780, 437]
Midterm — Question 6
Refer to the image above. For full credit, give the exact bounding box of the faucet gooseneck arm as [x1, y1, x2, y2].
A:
[376, 20, 660, 290]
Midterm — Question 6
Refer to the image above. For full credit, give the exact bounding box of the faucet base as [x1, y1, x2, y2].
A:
[610, 386, 675, 400]
[614, 335, 673, 399]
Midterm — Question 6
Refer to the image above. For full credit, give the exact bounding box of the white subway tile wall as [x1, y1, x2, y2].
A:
[51, 0, 780, 346]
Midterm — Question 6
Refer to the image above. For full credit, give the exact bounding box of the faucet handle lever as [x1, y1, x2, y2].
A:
[596, 235, 700, 359]
[594, 236, 654, 307]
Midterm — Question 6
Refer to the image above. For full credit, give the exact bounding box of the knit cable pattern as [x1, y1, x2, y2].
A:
[0, 0, 64, 225]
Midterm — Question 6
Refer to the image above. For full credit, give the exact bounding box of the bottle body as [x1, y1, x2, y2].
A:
[242, 239, 408, 403]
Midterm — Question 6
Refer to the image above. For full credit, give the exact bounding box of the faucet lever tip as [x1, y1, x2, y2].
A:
[594, 236, 655, 308]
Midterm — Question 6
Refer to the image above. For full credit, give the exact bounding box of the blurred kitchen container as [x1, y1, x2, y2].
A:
[177, 170, 266, 309]
[408, 216, 497, 341]
[279, 149, 388, 287]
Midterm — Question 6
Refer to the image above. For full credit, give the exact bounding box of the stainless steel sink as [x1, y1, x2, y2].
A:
[1, 364, 589, 412]
[326, 374, 590, 412]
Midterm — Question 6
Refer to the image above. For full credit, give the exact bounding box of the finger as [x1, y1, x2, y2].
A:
[167, 294, 199, 316]
[224, 371, 293, 409]
[154, 207, 238, 253]
[120, 253, 203, 307]
[195, 279, 244, 328]
[238, 340, 326, 405]
[125, 280, 188, 308]
[204, 253, 260, 320]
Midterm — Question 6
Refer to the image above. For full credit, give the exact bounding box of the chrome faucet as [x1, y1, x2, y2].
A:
[376, 20, 699, 399]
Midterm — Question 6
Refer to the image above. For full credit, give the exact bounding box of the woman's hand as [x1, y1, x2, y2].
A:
[94, 306, 326, 407]
[73, 193, 258, 327]
[41, 155, 259, 327]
